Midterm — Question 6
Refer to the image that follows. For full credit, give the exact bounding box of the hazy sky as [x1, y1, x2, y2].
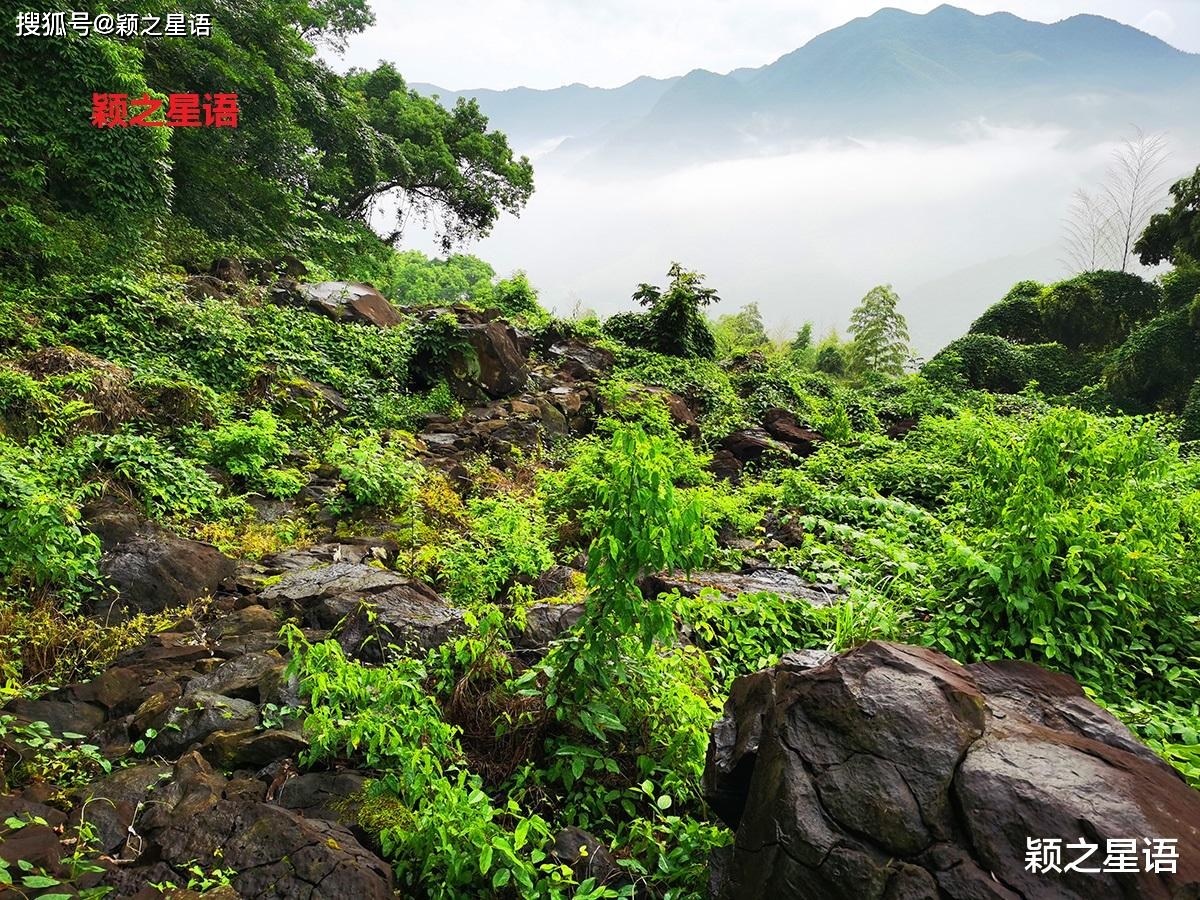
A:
[330, 1, 1200, 89]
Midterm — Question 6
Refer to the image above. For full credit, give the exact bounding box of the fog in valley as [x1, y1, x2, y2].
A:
[394, 125, 1189, 356]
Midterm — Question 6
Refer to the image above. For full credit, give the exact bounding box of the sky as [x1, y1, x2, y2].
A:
[329, 1, 1200, 89]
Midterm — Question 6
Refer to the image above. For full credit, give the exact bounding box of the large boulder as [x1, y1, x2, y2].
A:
[704, 641, 1200, 900]
[294, 281, 402, 328]
[260, 562, 465, 659]
[642, 569, 840, 608]
[97, 523, 235, 616]
[453, 320, 529, 398]
[100, 753, 394, 899]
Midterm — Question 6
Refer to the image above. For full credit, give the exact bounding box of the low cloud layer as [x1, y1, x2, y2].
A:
[393, 126, 1192, 355]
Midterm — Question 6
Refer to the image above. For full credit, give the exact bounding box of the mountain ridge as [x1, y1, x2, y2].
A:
[411, 5, 1200, 166]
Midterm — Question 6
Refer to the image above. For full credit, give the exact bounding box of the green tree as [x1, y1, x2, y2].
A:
[712, 302, 769, 355]
[1136, 164, 1200, 267]
[334, 64, 534, 251]
[605, 263, 720, 359]
[848, 285, 911, 375]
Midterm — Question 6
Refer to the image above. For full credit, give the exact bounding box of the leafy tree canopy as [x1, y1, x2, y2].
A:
[1136, 165, 1200, 267]
[848, 284, 910, 376]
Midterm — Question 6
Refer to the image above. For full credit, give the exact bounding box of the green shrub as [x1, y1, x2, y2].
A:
[327, 433, 423, 513]
[439, 495, 555, 605]
[928, 408, 1200, 698]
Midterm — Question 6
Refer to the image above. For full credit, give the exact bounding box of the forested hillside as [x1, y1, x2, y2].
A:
[1, 4, 1199, 900]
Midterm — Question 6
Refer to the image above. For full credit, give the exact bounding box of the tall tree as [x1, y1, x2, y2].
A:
[1136, 164, 1200, 267]
[848, 285, 911, 375]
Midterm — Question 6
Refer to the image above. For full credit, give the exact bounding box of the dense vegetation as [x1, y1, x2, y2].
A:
[1, 4, 1199, 899]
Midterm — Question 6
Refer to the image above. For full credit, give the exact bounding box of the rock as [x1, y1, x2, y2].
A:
[110, 754, 393, 899]
[296, 281, 402, 328]
[548, 340, 615, 381]
[3, 694, 106, 737]
[98, 525, 235, 616]
[886, 417, 919, 439]
[642, 569, 840, 608]
[550, 826, 630, 889]
[709, 448, 744, 481]
[276, 771, 369, 822]
[334, 584, 466, 662]
[704, 641, 1200, 900]
[454, 320, 529, 398]
[260, 562, 465, 659]
[0, 800, 66, 875]
[534, 565, 581, 600]
[718, 429, 791, 463]
[200, 728, 308, 770]
[761, 408, 824, 456]
[70, 762, 172, 855]
[210, 257, 248, 284]
[147, 692, 260, 756]
[516, 603, 586, 655]
[647, 387, 700, 438]
[267, 374, 347, 422]
[185, 652, 284, 704]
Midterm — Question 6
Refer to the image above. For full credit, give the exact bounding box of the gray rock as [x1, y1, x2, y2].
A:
[704, 641, 1200, 900]
[98, 525, 235, 616]
[147, 691, 259, 756]
[296, 281, 402, 328]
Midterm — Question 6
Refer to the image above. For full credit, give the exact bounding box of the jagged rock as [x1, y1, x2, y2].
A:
[294, 281, 402, 328]
[98, 525, 235, 616]
[641, 569, 840, 608]
[548, 340, 615, 381]
[762, 407, 824, 455]
[453, 320, 529, 398]
[259, 562, 465, 659]
[647, 387, 700, 438]
[146, 692, 260, 757]
[550, 826, 630, 889]
[210, 257, 248, 284]
[704, 641, 1200, 900]
[718, 428, 791, 463]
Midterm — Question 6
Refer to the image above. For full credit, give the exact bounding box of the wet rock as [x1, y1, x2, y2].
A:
[761, 407, 824, 456]
[295, 281, 402, 328]
[453, 320, 529, 398]
[704, 641, 1200, 900]
[146, 692, 259, 757]
[641, 569, 840, 608]
[98, 525, 235, 616]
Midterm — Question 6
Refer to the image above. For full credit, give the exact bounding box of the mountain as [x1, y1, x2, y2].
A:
[416, 5, 1200, 167]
